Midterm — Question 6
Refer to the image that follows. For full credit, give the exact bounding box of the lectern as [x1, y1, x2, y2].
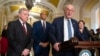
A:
[59, 41, 100, 56]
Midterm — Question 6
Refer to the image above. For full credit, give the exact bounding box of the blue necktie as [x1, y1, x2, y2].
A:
[67, 19, 72, 39]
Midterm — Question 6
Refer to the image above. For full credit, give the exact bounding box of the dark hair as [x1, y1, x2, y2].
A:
[1, 29, 7, 37]
[1, 25, 8, 37]
[90, 29, 95, 35]
[78, 20, 85, 25]
[96, 28, 100, 32]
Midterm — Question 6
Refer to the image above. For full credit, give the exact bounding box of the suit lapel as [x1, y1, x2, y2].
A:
[59, 17, 64, 41]
[71, 19, 76, 30]
[39, 21, 43, 29]
[17, 20, 27, 35]
[61, 18, 64, 40]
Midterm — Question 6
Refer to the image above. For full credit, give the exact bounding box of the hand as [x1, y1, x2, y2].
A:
[21, 49, 30, 56]
[39, 42, 49, 47]
[53, 43, 60, 51]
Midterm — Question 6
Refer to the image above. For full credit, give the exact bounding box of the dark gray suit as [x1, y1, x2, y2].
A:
[7, 19, 32, 56]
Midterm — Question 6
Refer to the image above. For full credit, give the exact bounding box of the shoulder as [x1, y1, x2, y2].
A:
[71, 18, 78, 23]
[32, 21, 40, 27]
[34, 21, 40, 24]
[71, 18, 78, 25]
[46, 22, 51, 27]
[46, 21, 51, 24]
[8, 20, 19, 26]
[53, 16, 64, 22]
[26, 23, 31, 28]
[52, 16, 64, 24]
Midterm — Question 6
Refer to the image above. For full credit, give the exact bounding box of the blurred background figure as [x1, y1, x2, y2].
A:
[89, 29, 96, 36]
[78, 20, 96, 56]
[32, 11, 51, 56]
[89, 29, 97, 40]
[96, 28, 100, 41]
[95, 28, 100, 56]
[78, 20, 95, 41]
[0, 25, 8, 56]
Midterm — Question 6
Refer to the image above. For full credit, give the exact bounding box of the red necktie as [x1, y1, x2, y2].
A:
[22, 23, 27, 34]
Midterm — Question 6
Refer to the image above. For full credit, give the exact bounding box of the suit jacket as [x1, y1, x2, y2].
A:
[32, 21, 51, 45]
[49, 16, 80, 56]
[49, 16, 80, 45]
[7, 19, 32, 56]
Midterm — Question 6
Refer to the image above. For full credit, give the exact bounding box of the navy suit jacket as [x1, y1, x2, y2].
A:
[49, 16, 80, 45]
[49, 17, 81, 56]
[32, 21, 51, 45]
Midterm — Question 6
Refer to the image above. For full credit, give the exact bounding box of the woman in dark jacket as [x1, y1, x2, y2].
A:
[78, 20, 95, 56]
[78, 20, 94, 41]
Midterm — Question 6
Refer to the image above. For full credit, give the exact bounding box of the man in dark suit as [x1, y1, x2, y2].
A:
[32, 11, 51, 56]
[49, 4, 80, 56]
[7, 8, 32, 56]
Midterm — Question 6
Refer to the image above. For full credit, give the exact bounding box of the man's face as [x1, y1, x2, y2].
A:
[19, 10, 29, 22]
[40, 12, 48, 20]
[64, 5, 74, 19]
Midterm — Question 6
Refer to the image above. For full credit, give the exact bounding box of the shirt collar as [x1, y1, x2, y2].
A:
[19, 18, 26, 25]
[64, 16, 71, 21]
[41, 20, 46, 23]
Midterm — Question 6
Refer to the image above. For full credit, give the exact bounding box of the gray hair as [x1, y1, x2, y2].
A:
[63, 3, 74, 10]
[18, 8, 29, 14]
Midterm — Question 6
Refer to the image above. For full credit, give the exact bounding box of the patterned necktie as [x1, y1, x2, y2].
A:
[22, 23, 27, 34]
[67, 19, 72, 39]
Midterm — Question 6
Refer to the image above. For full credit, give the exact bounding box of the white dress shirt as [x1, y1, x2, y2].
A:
[64, 17, 74, 41]
[41, 20, 46, 28]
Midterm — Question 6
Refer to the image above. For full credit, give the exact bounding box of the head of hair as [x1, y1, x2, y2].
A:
[18, 8, 29, 14]
[40, 10, 49, 16]
[96, 28, 100, 32]
[63, 3, 74, 10]
[1, 25, 8, 37]
[78, 20, 85, 25]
